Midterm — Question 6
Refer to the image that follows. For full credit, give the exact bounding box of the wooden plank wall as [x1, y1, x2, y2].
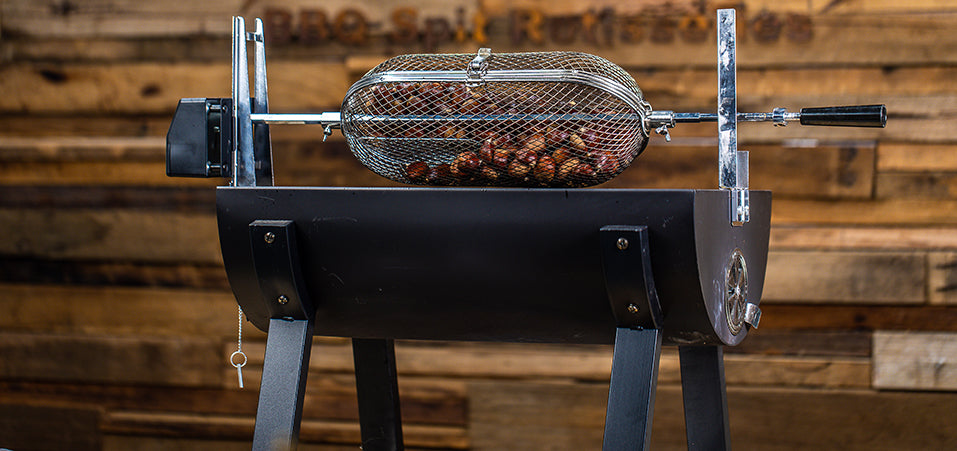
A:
[2, 0, 957, 449]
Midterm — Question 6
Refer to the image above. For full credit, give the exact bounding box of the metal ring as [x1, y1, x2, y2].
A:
[230, 350, 248, 368]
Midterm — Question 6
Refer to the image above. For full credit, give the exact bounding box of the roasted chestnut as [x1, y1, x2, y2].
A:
[405, 161, 430, 182]
[428, 163, 452, 185]
[534, 155, 556, 182]
[507, 160, 531, 178]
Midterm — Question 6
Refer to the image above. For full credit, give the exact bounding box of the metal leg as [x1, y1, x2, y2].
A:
[678, 346, 731, 451]
[602, 327, 663, 451]
[352, 338, 404, 451]
[253, 318, 315, 451]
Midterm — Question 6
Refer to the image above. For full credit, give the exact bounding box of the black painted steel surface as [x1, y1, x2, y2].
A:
[217, 187, 770, 346]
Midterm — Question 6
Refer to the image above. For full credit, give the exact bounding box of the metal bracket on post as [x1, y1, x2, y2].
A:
[248, 220, 316, 450]
[599, 225, 663, 330]
[599, 225, 663, 450]
[232, 16, 274, 188]
[717, 9, 750, 227]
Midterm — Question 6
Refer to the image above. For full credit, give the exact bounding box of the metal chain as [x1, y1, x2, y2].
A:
[230, 306, 248, 388]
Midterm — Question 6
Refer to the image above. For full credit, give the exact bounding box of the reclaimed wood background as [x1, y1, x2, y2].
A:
[1, 0, 957, 449]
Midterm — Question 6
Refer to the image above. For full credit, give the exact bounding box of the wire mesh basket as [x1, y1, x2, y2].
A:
[340, 50, 653, 187]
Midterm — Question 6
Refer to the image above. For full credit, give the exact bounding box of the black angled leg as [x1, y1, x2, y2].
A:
[602, 327, 663, 451]
[353, 338, 404, 451]
[679, 345, 731, 451]
[253, 318, 315, 450]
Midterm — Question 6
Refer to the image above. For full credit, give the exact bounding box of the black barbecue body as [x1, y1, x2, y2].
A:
[217, 186, 770, 347]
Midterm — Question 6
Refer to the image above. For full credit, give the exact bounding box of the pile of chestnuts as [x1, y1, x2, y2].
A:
[350, 81, 644, 187]
[404, 126, 633, 187]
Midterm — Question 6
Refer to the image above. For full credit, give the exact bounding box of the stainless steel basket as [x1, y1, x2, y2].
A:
[340, 50, 653, 187]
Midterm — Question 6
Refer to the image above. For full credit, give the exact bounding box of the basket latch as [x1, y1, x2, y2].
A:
[466, 48, 492, 87]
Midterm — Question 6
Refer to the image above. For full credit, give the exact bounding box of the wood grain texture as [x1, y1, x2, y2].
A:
[4, 3, 957, 68]
[0, 258, 228, 289]
[0, 332, 221, 386]
[235, 339, 869, 388]
[0, 375, 466, 426]
[605, 142, 875, 199]
[878, 143, 957, 172]
[0, 62, 949, 119]
[873, 331, 957, 391]
[468, 380, 957, 450]
[763, 251, 926, 304]
[876, 172, 957, 199]
[929, 252, 957, 305]
[103, 436, 362, 451]
[0, 283, 242, 337]
[770, 225, 957, 250]
[758, 304, 957, 331]
[0, 208, 221, 263]
[771, 199, 957, 225]
[102, 411, 468, 449]
[0, 403, 103, 451]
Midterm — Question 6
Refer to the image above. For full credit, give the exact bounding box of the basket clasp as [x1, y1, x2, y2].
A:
[466, 48, 492, 87]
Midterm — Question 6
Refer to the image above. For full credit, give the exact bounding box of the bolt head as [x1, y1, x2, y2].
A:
[277, 295, 289, 305]
[616, 237, 629, 250]
[627, 303, 639, 314]
[264, 232, 276, 244]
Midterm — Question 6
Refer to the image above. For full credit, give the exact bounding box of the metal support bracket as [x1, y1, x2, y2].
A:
[249, 220, 314, 321]
[232, 16, 273, 187]
[599, 225, 663, 330]
[717, 8, 750, 227]
[248, 219, 317, 450]
[599, 226, 663, 450]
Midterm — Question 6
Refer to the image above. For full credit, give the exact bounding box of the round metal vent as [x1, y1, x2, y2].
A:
[725, 249, 748, 335]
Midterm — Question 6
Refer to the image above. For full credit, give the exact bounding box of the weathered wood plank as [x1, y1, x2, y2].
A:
[873, 331, 957, 391]
[929, 252, 957, 305]
[878, 143, 957, 172]
[770, 226, 957, 250]
[771, 199, 957, 225]
[0, 136, 876, 199]
[468, 381, 957, 450]
[0, 136, 165, 160]
[102, 436, 361, 451]
[4, 3, 957, 67]
[663, 353, 870, 388]
[0, 161, 221, 186]
[876, 172, 957, 199]
[763, 251, 926, 304]
[0, 283, 244, 338]
[0, 187, 216, 212]
[606, 141, 875, 199]
[102, 411, 469, 449]
[0, 375, 467, 426]
[0, 209, 221, 263]
[237, 339, 869, 388]
[0, 115, 172, 137]
[0, 332, 221, 387]
[0, 258, 228, 289]
[0, 62, 948, 118]
[0, 403, 103, 451]
[759, 304, 957, 331]
[725, 330, 872, 357]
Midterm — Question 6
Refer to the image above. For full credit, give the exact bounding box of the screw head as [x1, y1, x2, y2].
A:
[616, 237, 629, 250]
[264, 232, 276, 244]
[627, 303, 639, 314]
[277, 295, 289, 305]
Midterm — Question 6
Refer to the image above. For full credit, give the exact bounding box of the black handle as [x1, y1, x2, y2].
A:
[799, 105, 886, 128]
